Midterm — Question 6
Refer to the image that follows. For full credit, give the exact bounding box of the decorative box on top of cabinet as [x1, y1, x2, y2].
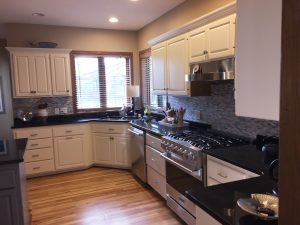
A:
[6, 47, 72, 98]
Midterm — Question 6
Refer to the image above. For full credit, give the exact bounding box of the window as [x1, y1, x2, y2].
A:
[140, 49, 166, 108]
[72, 51, 132, 112]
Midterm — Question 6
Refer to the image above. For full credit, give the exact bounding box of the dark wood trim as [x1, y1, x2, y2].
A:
[279, 0, 300, 224]
[0, 39, 7, 47]
[70, 54, 78, 114]
[139, 48, 151, 58]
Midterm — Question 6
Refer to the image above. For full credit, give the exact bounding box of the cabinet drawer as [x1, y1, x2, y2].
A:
[26, 138, 53, 150]
[146, 134, 163, 152]
[53, 125, 86, 137]
[146, 146, 166, 177]
[91, 123, 129, 134]
[147, 166, 166, 199]
[24, 148, 54, 162]
[25, 160, 55, 175]
[14, 128, 52, 139]
[0, 170, 16, 189]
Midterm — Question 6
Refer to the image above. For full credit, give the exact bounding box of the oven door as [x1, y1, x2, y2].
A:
[161, 153, 206, 225]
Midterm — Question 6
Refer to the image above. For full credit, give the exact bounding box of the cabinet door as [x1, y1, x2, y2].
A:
[166, 34, 188, 96]
[235, 0, 281, 121]
[32, 54, 52, 96]
[93, 135, 114, 164]
[0, 189, 20, 225]
[188, 26, 209, 63]
[114, 136, 131, 167]
[51, 54, 72, 96]
[207, 14, 235, 60]
[196, 206, 221, 225]
[54, 135, 85, 170]
[11, 54, 32, 97]
[151, 42, 167, 95]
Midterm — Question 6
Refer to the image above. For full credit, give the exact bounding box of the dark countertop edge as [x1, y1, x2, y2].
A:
[203, 150, 264, 176]
[0, 158, 24, 165]
[129, 121, 164, 137]
[12, 118, 132, 129]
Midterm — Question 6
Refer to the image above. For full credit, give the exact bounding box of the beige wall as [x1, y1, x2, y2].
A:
[138, 0, 235, 51]
[5, 23, 140, 84]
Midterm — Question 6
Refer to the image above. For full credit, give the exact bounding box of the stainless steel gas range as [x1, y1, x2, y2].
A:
[161, 130, 247, 225]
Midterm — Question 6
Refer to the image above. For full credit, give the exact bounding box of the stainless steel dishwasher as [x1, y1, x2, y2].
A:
[128, 126, 146, 182]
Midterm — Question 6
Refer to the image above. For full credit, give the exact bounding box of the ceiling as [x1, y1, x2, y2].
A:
[0, 0, 186, 35]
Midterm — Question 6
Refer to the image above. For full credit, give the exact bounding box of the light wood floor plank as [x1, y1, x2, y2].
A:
[27, 167, 184, 225]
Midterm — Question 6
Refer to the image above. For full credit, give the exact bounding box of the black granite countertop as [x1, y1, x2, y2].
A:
[186, 176, 277, 225]
[204, 145, 268, 175]
[0, 137, 27, 165]
[12, 112, 139, 128]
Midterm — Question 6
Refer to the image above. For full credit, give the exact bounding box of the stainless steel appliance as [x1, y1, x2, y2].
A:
[128, 126, 146, 182]
[161, 130, 247, 225]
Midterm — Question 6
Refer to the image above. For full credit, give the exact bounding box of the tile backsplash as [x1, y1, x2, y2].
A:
[169, 81, 279, 139]
[13, 97, 73, 117]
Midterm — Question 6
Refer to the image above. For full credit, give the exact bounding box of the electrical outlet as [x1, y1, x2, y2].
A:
[54, 108, 60, 115]
[60, 107, 68, 114]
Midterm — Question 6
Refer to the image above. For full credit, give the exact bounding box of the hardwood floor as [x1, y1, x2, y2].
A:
[27, 167, 184, 225]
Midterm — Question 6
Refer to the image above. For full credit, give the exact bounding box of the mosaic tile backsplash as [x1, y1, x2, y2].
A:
[13, 97, 73, 117]
[168, 81, 279, 138]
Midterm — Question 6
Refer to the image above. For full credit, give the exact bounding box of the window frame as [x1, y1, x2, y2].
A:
[70, 50, 134, 113]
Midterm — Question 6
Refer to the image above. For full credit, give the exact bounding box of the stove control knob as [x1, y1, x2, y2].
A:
[178, 148, 183, 153]
[188, 152, 195, 160]
[182, 150, 188, 157]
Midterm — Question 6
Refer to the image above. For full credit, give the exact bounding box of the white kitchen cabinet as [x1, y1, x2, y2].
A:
[166, 34, 188, 96]
[92, 123, 131, 168]
[11, 52, 52, 97]
[207, 155, 259, 186]
[6, 47, 72, 98]
[54, 135, 85, 170]
[51, 53, 72, 96]
[151, 42, 167, 95]
[206, 14, 235, 60]
[13, 127, 55, 176]
[188, 14, 235, 63]
[196, 206, 221, 225]
[235, 0, 281, 121]
[188, 25, 209, 63]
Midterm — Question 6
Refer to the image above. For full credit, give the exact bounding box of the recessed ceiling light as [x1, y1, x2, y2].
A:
[32, 13, 45, 17]
[109, 17, 119, 23]
[130, 0, 140, 2]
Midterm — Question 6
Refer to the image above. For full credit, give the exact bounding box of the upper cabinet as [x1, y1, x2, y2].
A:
[6, 47, 72, 98]
[188, 14, 236, 63]
[235, 0, 281, 121]
[166, 34, 188, 96]
[151, 42, 167, 95]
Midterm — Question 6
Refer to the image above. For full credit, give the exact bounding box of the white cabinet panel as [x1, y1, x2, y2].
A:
[188, 26, 208, 63]
[207, 14, 235, 60]
[93, 135, 113, 164]
[54, 135, 85, 170]
[151, 42, 167, 95]
[115, 136, 131, 166]
[235, 0, 281, 121]
[196, 206, 221, 225]
[51, 54, 72, 96]
[166, 34, 188, 95]
[147, 166, 166, 199]
[12, 55, 31, 96]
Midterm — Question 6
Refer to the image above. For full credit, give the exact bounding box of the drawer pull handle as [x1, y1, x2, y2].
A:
[151, 158, 155, 161]
[217, 172, 228, 179]
[66, 137, 73, 140]
[32, 154, 40, 158]
[31, 144, 39, 147]
[108, 128, 115, 131]
[30, 134, 38, 137]
[178, 197, 185, 203]
[33, 167, 40, 170]
[65, 130, 72, 133]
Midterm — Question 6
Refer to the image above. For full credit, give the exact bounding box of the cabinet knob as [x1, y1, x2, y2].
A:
[203, 50, 208, 55]
[66, 90, 69, 93]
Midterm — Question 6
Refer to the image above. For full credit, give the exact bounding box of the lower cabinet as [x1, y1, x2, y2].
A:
[54, 135, 85, 170]
[0, 189, 20, 225]
[93, 134, 131, 168]
[147, 166, 166, 198]
[196, 206, 221, 225]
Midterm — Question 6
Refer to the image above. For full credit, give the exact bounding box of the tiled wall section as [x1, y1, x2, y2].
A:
[168, 81, 279, 138]
[13, 97, 73, 117]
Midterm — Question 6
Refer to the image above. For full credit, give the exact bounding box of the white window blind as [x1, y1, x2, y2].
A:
[140, 52, 166, 108]
[73, 54, 132, 112]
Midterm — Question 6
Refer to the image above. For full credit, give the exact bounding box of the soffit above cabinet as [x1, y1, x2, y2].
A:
[148, 2, 236, 46]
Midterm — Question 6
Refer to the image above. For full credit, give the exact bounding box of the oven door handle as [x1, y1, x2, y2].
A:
[160, 153, 202, 180]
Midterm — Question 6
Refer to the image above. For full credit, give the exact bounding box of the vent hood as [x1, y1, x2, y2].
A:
[185, 58, 235, 82]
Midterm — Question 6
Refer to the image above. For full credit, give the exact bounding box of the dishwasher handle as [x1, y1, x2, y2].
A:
[128, 127, 144, 136]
